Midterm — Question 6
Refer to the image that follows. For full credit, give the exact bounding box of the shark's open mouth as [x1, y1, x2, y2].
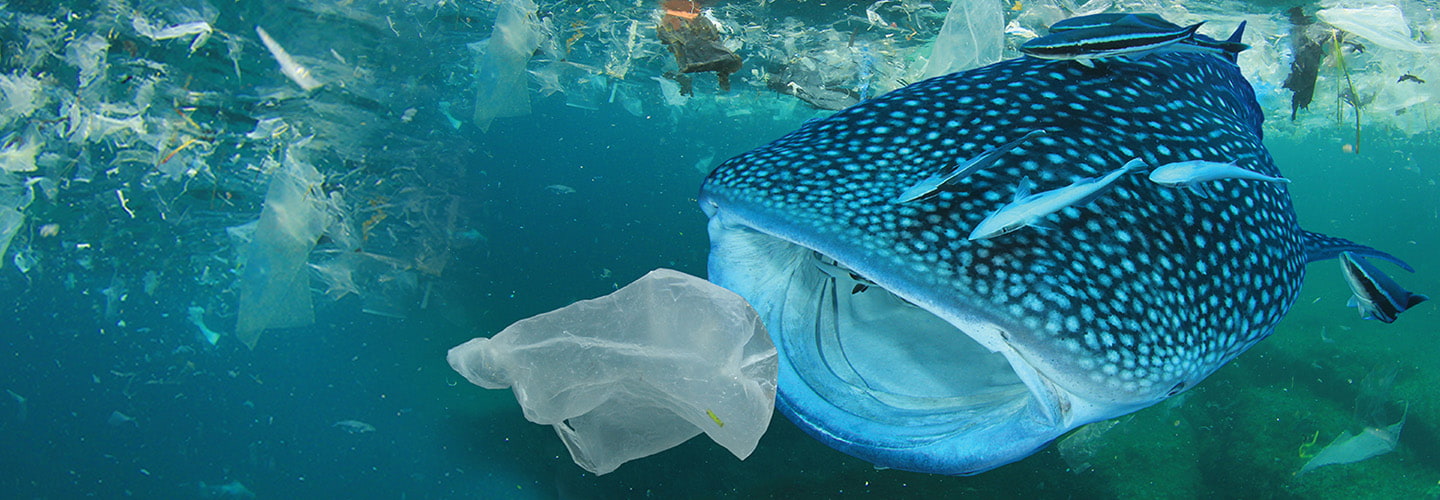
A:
[801, 251, 1031, 429]
[702, 206, 1084, 475]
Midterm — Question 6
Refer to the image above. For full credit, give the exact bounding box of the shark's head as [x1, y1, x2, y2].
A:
[699, 51, 1309, 475]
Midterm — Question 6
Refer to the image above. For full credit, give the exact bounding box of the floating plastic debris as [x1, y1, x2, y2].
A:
[1316, 5, 1437, 53]
[187, 306, 222, 345]
[448, 269, 776, 475]
[0, 72, 45, 129]
[11, 245, 36, 273]
[657, 0, 743, 93]
[107, 410, 137, 427]
[471, 0, 544, 132]
[132, 18, 212, 53]
[64, 33, 109, 88]
[653, 76, 689, 106]
[307, 254, 361, 301]
[0, 134, 40, 173]
[0, 207, 22, 268]
[921, 0, 1004, 79]
[1298, 409, 1406, 475]
[246, 117, 289, 140]
[1057, 418, 1123, 474]
[234, 152, 329, 348]
[199, 480, 255, 499]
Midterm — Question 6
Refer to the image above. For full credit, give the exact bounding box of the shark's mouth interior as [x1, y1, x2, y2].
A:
[803, 252, 1030, 422]
[705, 213, 1070, 473]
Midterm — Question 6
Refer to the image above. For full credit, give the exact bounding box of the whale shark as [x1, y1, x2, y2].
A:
[698, 20, 1409, 475]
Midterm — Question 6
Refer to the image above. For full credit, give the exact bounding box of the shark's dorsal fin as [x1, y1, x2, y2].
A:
[1013, 177, 1035, 200]
[1301, 230, 1414, 272]
[1226, 21, 1247, 45]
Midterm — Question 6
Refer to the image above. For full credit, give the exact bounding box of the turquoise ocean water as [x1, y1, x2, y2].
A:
[1, 1, 1437, 498]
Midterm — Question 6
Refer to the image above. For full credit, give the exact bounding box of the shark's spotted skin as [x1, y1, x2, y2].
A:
[700, 49, 1399, 475]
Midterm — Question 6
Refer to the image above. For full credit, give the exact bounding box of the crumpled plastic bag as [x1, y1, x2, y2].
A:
[448, 268, 777, 475]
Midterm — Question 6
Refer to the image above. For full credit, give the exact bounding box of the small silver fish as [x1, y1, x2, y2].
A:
[895, 129, 1046, 203]
[1339, 252, 1429, 323]
[333, 419, 377, 434]
[1148, 159, 1290, 196]
[969, 158, 1146, 240]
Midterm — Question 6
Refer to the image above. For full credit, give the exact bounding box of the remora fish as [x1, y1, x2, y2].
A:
[968, 158, 1146, 241]
[1048, 14, 1249, 53]
[895, 129, 1046, 203]
[1339, 252, 1429, 323]
[1031, 14, 1244, 65]
[1021, 19, 1203, 65]
[1148, 159, 1290, 196]
[699, 19, 1412, 475]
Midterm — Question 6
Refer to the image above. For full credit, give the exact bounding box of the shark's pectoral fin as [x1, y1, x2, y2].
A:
[1301, 230, 1414, 272]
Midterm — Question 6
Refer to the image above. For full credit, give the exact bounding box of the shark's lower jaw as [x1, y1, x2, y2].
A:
[703, 204, 1123, 475]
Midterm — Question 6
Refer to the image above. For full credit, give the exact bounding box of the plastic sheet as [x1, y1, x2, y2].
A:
[234, 152, 329, 349]
[187, 306, 222, 345]
[132, 18, 212, 53]
[0, 207, 21, 268]
[654, 76, 690, 106]
[447, 268, 777, 475]
[308, 254, 361, 301]
[0, 134, 40, 173]
[1317, 5, 1437, 53]
[1057, 419, 1122, 473]
[64, 33, 109, 89]
[471, 0, 544, 132]
[1298, 411, 1405, 475]
[0, 73, 45, 129]
[921, 0, 1004, 80]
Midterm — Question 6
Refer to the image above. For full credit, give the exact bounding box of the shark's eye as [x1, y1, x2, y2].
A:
[1167, 382, 1186, 396]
